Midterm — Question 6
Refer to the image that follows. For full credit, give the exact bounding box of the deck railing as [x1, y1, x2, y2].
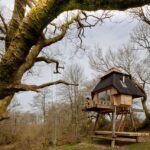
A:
[85, 99, 112, 109]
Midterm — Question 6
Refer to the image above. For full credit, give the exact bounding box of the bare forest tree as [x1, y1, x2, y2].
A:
[130, 6, 150, 53]
[31, 88, 51, 123]
[128, 6, 150, 126]
[89, 45, 150, 126]
[0, 0, 149, 121]
[58, 64, 86, 141]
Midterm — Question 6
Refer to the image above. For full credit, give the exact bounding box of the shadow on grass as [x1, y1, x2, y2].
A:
[93, 139, 111, 146]
[93, 139, 150, 150]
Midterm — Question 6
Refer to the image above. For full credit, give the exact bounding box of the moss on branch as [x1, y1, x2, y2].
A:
[66, 0, 150, 10]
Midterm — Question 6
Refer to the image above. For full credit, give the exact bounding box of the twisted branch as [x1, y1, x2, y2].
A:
[5, 80, 78, 92]
[43, 15, 79, 46]
[16, 14, 80, 80]
[36, 57, 64, 73]
[0, 13, 7, 33]
[0, 36, 5, 40]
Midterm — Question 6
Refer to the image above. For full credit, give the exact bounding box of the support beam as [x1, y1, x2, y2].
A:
[93, 112, 100, 132]
[121, 114, 127, 131]
[130, 107, 136, 131]
[111, 106, 116, 148]
[117, 113, 124, 132]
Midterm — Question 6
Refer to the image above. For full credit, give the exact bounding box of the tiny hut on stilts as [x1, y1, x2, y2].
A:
[84, 68, 149, 147]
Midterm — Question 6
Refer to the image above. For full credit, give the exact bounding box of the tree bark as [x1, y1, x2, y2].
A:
[0, 95, 13, 121]
[67, 0, 150, 11]
[0, 0, 65, 84]
[5, 0, 27, 49]
[136, 82, 150, 126]
[141, 96, 150, 126]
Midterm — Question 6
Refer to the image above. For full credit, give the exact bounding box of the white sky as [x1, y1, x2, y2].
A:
[0, 1, 142, 112]
[0, 0, 14, 10]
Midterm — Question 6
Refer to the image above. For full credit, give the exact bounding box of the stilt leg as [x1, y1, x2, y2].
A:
[111, 106, 116, 148]
[117, 114, 124, 132]
[121, 114, 127, 131]
[111, 139, 115, 148]
[93, 112, 100, 132]
[129, 107, 136, 131]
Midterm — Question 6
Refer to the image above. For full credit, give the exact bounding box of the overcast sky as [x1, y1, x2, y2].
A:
[0, 1, 139, 112]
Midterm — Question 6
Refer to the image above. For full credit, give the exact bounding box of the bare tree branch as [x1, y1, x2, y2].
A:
[15, 15, 80, 80]
[131, 7, 150, 25]
[0, 36, 5, 40]
[0, 13, 7, 32]
[0, 95, 13, 121]
[36, 56, 64, 73]
[43, 15, 80, 47]
[5, 80, 78, 92]
[130, 6, 150, 52]
[0, 25, 5, 34]
[75, 11, 112, 48]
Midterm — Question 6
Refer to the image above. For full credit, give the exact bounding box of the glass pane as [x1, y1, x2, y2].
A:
[99, 90, 110, 101]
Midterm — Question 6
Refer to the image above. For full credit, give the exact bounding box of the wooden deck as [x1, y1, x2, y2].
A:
[85, 99, 112, 108]
[95, 131, 150, 137]
[91, 135, 138, 142]
[91, 131, 150, 143]
[84, 99, 145, 114]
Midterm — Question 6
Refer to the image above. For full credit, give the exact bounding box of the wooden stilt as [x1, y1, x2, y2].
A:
[116, 114, 119, 120]
[93, 113, 100, 132]
[129, 107, 136, 131]
[111, 106, 116, 148]
[121, 114, 127, 131]
[117, 113, 124, 132]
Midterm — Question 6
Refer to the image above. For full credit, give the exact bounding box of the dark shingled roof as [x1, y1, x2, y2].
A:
[92, 71, 145, 98]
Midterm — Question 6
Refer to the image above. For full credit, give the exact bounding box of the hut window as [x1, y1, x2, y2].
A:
[120, 80, 127, 88]
[120, 75, 127, 88]
[99, 90, 110, 101]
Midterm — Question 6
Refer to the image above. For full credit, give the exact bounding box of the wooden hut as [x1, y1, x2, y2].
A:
[84, 68, 149, 147]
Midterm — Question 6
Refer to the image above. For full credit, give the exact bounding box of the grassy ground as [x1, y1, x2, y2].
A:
[48, 140, 150, 150]
[1, 139, 150, 150]
[126, 142, 150, 150]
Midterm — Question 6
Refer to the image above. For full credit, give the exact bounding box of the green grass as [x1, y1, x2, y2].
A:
[125, 142, 150, 150]
[48, 141, 150, 150]
[48, 144, 77, 150]
[48, 143, 106, 150]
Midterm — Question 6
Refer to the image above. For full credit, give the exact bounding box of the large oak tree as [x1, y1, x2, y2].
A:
[0, 0, 149, 120]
